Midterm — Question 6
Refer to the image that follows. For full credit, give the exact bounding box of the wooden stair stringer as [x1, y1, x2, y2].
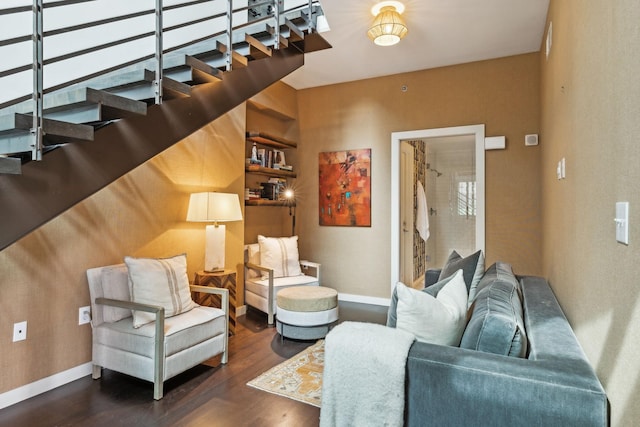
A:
[0, 47, 306, 251]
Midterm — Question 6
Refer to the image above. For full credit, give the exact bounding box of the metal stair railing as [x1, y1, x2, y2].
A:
[0, 0, 326, 171]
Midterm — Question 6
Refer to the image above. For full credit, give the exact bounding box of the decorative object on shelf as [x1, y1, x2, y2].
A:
[187, 192, 243, 272]
[250, 142, 260, 164]
[367, 1, 408, 47]
[319, 149, 372, 227]
[273, 149, 286, 169]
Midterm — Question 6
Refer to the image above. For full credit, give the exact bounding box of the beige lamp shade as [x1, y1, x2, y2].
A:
[187, 192, 243, 272]
[367, 2, 408, 47]
[186, 192, 243, 223]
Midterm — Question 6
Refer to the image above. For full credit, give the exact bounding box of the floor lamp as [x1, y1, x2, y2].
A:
[187, 192, 243, 272]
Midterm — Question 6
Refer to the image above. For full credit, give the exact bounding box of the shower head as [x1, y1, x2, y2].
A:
[427, 164, 443, 177]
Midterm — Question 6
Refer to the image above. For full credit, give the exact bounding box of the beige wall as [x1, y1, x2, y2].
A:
[541, 1, 640, 425]
[296, 53, 541, 299]
[0, 105, 246, 394]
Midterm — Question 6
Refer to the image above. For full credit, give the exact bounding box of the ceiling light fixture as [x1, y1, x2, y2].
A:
[367, 1, 408, 47]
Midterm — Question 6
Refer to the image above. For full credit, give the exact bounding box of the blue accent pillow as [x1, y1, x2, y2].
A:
[438, 250, 483, 295]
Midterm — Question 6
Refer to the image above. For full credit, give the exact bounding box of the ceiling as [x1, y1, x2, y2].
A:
[283, 0, 550, 90]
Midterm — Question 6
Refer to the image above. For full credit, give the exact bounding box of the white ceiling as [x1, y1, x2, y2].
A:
[283, 0, 550, 90]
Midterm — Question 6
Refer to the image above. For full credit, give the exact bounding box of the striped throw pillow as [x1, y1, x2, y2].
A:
[124, 254, 196, 328]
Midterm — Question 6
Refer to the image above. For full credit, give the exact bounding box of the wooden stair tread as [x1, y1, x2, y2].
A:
[246, 131, 297, 149]
[245, 34, 272, 60]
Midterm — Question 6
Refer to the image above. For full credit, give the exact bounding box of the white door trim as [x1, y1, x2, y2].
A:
[390, 125, 485, 295]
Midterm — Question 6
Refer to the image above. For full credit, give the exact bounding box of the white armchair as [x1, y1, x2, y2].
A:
[244, 236, 321, 325]
[87, 256, 228, 400]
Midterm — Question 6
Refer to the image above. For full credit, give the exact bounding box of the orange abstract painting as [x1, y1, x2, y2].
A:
[318, 149, 371, 227]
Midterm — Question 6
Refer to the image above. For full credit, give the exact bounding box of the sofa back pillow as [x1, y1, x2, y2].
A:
[460, 268, 528, 357]
[471, 261, 521, 304]
[438, 250, 484, 299]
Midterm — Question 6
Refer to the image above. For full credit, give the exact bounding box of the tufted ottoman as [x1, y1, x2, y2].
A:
[276, 286, 339, 340]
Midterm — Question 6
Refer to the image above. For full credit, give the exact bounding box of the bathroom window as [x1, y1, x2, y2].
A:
[457, 178, 476, 217]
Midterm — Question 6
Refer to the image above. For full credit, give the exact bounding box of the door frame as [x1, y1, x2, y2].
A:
[399, 141, 415, 285]
[390, 124, 486, 294]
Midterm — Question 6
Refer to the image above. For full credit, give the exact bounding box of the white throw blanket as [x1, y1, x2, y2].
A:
[320, 322, 416, 427]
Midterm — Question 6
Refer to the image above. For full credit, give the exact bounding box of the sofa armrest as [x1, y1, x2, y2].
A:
[405, 340, 607, 427]
[190, 285, 229, 311]
[189, 285, 229, 362]
[95, 297, 166, 392]
[95, 297, 164, 316]
[300, 260, 321, 283]
[245, 262, 276, 324]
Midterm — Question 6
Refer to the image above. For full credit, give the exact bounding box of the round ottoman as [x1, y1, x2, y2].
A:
[276, 286, 339, 340]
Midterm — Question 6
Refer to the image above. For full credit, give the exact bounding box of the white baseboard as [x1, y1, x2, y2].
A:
[236, 305, 247, 316]
[338, 293, 390, 307]
[0, 362, 92, 410]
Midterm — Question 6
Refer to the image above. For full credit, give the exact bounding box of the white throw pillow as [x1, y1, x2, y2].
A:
[257, 235, 302, 278]
[124, 254, 196, 328]
[396, 269, 468, 346]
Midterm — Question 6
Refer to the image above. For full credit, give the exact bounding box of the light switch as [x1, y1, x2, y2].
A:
[615, 202, 629, 245]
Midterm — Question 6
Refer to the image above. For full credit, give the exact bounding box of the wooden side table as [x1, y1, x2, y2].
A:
[193, 269, 237, 335]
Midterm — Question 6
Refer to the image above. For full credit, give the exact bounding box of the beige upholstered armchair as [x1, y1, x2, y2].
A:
[244, 236, 321, 325]
[86, 254, 228, 400]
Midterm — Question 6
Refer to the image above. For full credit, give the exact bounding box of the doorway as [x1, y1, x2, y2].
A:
[390, 125, 485, 294]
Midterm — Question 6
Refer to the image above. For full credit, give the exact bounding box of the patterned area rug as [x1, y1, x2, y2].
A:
[247, 340, 324, 408]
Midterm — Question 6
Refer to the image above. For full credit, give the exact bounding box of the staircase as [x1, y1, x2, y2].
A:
[0, 0, 330, 251]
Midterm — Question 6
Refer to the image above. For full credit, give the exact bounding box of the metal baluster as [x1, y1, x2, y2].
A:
[226, 0, 233, 71]
[31, 0, 44, 161]
[307, 0, 314, 33]
[273, 0, 280, 50]
[155, 0, 163, 105]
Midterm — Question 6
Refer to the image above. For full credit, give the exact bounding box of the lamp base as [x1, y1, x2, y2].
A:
[205, 224, 226, 272]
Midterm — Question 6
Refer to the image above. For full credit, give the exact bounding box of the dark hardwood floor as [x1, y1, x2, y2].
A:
[0, 302, 387, 427]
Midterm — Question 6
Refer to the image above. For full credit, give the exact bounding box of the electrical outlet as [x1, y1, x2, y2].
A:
[78, 306, 91, 325]
[13, 321, 27, 342]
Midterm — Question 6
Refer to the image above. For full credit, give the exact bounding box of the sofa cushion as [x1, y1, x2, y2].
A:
[395, 270, 468, 346]
[258, 235, 302, 278]
[124, 254, 196, 328]
[386, 272, 459, 328]
[460, 264, 528, 357]
[94, 305, 226, 358]
[438, 250, 484, 297]
[472, 261, 521, 303]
